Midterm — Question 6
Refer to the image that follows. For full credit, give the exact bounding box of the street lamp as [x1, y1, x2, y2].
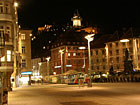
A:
[59, 49, 64, 83]
[59, 49, 64, 74]
[85, 34, 95, 87]
[14, 2, 18, 7]
[79, 47, 86, 71]
[46, 57, 50, 82]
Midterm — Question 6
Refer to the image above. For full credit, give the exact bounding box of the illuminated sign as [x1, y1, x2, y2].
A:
[54, 66, 61, 68]
[66, 65, 72, 67]
[21, 71, 33, 75]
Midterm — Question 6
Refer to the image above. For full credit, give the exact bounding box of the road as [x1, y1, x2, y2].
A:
[8, 83, 140, 105]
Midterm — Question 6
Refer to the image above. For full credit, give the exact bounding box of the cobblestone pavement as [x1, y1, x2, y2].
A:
[8, 83, 140, 105]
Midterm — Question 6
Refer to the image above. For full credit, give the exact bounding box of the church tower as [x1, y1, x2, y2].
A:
[71, 10, 82, 27]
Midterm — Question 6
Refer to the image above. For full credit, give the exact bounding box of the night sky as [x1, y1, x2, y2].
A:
[18, 1, 140, 32]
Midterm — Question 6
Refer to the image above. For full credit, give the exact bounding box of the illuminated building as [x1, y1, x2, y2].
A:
[90, 28, 140, 74]
[38, 25, 52, 32]
[18, 29, 32, 85]
[51, 31, 88, 74]
[0, 0, 19, 92]
[71, 10, 82, 27]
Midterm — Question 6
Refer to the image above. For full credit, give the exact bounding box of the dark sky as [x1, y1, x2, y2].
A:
[18, 1, 140, 31]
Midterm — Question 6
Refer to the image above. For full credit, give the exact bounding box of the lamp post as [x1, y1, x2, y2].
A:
[46, 57, 50, 82]
[85, 34, 95, 87]
[59, 49, 64, 83]
[79, 47, 86, 72]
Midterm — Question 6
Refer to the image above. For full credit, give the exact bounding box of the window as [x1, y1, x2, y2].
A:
[91, 59, 93, 64]
[73, 47, 78, 50]
[102, 58, 106, 62]
[109, 43, 112, 48]
[78, 60, 81, 64]
[67, 42, 71, 44]
[123, 48, 126, 54]
[0, 27, 4, 43]
[0, 2, 4, 13]
[122, 42, 125, 46]
[5, 4, 10, 14]
[21, 34, 25, 40]
[116, 57, 119, 63]
[68, 53, 70, 57]
[117, 65, 120, 69]
[74, 60, 76, 64]
[116, 42, 118, 47]
[5, 26, 11, 41]
[1, 56, 5, 61]
[110, 57, 113, 62]
[102, 50, 105, 55]
[109, 51, 112, 56]
[97, 66, 99, 70]
[7, 50, 11, 61]
[96, 51, 98, 55]
[73, 52, 76, 56]
[91, 66, 94, 70]
[77, 53, 80, 56]
[22, 46, 26, 54]
[96, 59, 99, 63]
[116, 49, 119, 55]
[68, 60, 71, 65]
[68, 47, 71, 50]
[103, 65, 106, 70]
[130, 55, 133, 59]
[22, 59, 26, 67]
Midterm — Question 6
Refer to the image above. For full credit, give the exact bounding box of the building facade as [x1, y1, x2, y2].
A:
[0, 0, 18, 92]
[90, 28, 140, 75]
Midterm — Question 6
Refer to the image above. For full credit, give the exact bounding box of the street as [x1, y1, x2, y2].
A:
[8, 83, 140, 105]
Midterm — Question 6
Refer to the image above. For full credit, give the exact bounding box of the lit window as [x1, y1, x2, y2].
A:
[68, 53, 70, 56]
[73, 53, 76, 56]
[21, 34, 25, 40]
[22, 46, 26, 54]
[7, 50, 11, 61]
[1, 56, 5, 61]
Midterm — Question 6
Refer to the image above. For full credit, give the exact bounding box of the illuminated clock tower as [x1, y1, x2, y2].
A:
[71, 10, 82, 27]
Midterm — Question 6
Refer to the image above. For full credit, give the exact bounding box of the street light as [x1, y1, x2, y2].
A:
[46, 57, 50, 82]
[59, 49, 64, 74]
[59, 49, 64, 83]
[14, 2, 18, 7]
[85, 34, 95, 87]
[79, 46, 86, 71]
